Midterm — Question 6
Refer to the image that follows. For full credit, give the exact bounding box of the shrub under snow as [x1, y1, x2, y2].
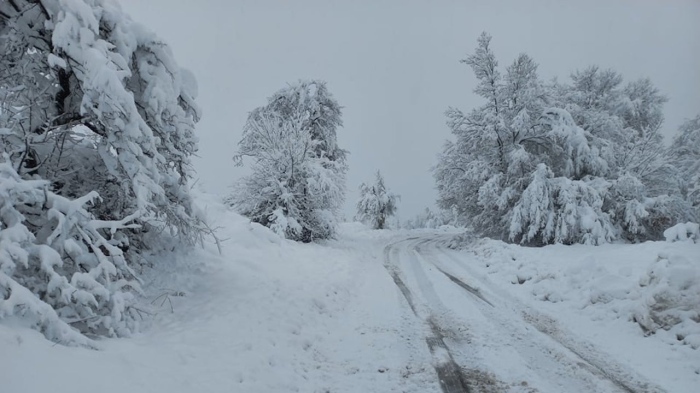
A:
[631, 251, 700, 348]
[0, 163, 140, 346]
[664, 222, 700, 243]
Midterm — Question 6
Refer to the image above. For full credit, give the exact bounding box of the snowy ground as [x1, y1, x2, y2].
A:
[442, 234, 700, 391]
[1, 195, 699, 393]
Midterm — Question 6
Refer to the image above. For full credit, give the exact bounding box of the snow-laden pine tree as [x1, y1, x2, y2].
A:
[670, 115, 700, 220]
[434, 33, 690, 245]
[0, 0, 202, 344]
[355, 171, 400, 229]
[229, 81, 348, 242]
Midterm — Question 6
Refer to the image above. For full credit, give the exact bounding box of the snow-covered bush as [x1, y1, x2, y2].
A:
[0, 162, 140, 345]
[434, 33, 691, 245]
[228, 81, 348, 242]
[355, 171, 399, 229]
[632, 251, 700, 348]
[0, 0, 203, 344]
[664, 222, 700, 243]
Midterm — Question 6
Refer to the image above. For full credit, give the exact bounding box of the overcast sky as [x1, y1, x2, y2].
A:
[118, 0, 700, 221]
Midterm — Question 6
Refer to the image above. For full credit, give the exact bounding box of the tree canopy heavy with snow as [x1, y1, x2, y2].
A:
[228, 80, 348, 242]
[0, 0, 203, 344]
[355, 171, 400, 229]
[434, 33, 690, 245]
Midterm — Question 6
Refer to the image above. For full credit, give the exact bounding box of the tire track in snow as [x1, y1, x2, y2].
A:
[383, 245, 419, 316]
[383, 240, 471, 393]
[421, 236, 668, 393]
[391, 235, 635, 392]
[414, 243, 494, 308]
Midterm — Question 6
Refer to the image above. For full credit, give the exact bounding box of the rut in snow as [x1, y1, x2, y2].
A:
[383, 242, 471, 393]
[422, 236, 669, 393]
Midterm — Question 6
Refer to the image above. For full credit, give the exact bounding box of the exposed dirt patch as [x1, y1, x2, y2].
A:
[459, 368, 507, 393]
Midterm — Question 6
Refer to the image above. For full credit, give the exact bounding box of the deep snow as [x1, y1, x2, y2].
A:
[1, 194, 698, 392]
[446, 235, 700, 391]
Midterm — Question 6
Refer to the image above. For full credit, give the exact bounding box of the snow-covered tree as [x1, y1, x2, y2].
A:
[670, 115, 700, 220]
[0, 161, 140, 346]
[434, 33, 690, 245]
[1, 0, 203, 242]
[0, 0, 203, 343]
[553, 68, 677, 196]
[355, 171, 400, 229]
[228, 80, 348, 242]
[552, 68, 689, 240]
[508, 164, 616, 245]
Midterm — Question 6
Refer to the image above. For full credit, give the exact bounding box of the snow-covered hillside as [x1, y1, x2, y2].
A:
[2, 193, 698, 393]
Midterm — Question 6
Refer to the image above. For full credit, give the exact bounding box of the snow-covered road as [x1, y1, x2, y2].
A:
[3, 219, 697, 393]
[384, 235, 669, 393]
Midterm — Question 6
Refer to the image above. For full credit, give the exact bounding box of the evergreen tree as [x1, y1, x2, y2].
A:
[355, 171, 400, 229]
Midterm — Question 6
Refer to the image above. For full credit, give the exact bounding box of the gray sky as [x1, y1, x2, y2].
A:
[119, 0, 700, 221]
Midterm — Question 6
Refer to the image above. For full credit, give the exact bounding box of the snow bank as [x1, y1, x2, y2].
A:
[462, 237, 700, 350]
[632, 250, 700, 348]
[664, 222, 700, 243]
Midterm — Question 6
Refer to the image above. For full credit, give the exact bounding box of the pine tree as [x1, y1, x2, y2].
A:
[355, 171, 400, 229]
[229, 80, 348, 242]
